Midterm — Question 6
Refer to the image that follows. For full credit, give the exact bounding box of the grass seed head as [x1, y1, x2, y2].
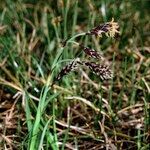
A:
[87, 18, 120, 38]
[55, 58, 81, 81]
[80, 44, 102, 59]
[84, 61, 113, 80]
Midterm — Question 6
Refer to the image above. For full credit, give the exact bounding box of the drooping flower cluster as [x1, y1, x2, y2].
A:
[55, 56, 112, 82]
[54, 18, 119, 83]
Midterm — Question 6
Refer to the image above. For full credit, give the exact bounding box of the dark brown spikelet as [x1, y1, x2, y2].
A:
[55, 58, 80, 81]
[86, 23, 109, 36]
[86, 18, 120, 38]
[80, 44, 102, 59]
[83, 61, 113, 80]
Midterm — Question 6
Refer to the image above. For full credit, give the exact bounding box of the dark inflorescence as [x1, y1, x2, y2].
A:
[80, 44, 102, 59]
[54, 19, 119, 83]
[55, 58, 80, 82]
[83, 61, 113, 80]
[86, 18, 120, 38]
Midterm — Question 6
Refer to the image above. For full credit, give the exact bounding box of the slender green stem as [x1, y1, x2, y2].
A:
[67, 32, 86, 44]
[71, 1, 78, 37]
[67, 41, 79, 46]
[63, 0, 69, 39]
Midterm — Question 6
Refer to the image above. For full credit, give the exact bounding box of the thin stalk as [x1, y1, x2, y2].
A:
[71, 1, 78, 37]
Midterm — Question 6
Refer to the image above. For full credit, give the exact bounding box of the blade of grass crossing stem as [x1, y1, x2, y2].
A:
[41, 93, 60, 149]
[29, 86, 50, 150]
[38, 117, 58, 150]
[38, 118, 52, 150]
[45, 128, 58, 149]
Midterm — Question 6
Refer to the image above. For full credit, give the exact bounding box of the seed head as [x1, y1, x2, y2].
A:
[80, 44, 102, 59]
[87, 18, 120, 38]
[55, 58, 80, 81]
[83, 61, 113, 80]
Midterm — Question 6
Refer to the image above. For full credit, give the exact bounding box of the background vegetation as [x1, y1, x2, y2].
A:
[0, 0, 149, 149]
